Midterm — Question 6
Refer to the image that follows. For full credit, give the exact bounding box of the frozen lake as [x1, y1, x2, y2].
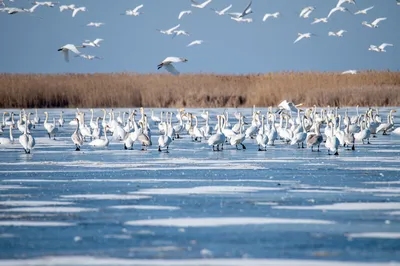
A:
[0, 107, 400, 265]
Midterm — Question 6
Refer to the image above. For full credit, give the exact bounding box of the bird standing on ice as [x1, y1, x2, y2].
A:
[157, 57, 188, 75]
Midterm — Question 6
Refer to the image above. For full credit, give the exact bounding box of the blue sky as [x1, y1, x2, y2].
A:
[0, 0, 398, 74]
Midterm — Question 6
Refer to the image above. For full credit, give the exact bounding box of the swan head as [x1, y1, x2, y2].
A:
[180, 58, 188, 62]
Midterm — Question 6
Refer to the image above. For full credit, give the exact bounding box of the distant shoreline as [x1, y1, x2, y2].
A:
[1, 71, 399, 108]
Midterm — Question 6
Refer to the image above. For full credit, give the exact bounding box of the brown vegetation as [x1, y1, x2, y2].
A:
[1, 71, 400, 108]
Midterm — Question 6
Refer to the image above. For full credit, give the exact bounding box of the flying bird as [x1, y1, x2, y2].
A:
[231, 17, 253, 23]
[354, 6, 374, 15]
[59, 4, 74, 12]
[187, 40, 204, 47]
[33, 1, 59, 7]
[6, 4, 40, 14]
[122, 4, 144, 16]
[328, 30, 347, 37]
[294, 33, 316, 44]
[336, 0, 356, 7]
[342, 70, 357, 75]
[262, 12, 280, 21]
[191, 0, 212, 9]
[157, 24, 180, 35]
[299, 6, 315, 18]
[87, 22, 104, 27]
[311, 17, 328, 24]
[82, 39, 103, 47]
[157, 57, 188, 76]
[327, 6, 352, 18]
[72, 6, 86, 17]
[362, 17, 386, 28]
[75, 54, 103, 60]
[368, 43, 393, 52]
[178, 10, 192, 19]
[172, 30, 190, 38]
[238, 1, 252, 18]
[211, 4, 232, 15]
[57, 44, 85, 62]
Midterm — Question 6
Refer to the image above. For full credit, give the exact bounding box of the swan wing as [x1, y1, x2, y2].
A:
[221, 4, 232, 13]
[164, 64, 180, 76]
[133, 4, 143, 12]
[64, 44, 81, 54]
[63, 50, 69, 62]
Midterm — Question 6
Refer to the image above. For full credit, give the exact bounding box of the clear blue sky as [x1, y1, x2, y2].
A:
[0, 0, 399, 74]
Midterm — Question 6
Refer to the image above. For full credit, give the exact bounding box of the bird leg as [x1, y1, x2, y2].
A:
[158, 146, 162, 152]
[241, 143, 246, 150]
[311, 146, 314, 152]
[351, 144, 355, 150]
[258, 145, 262, 151]
[301, 142, 304, 149]
[75, 145, 80, 151]
[124, 144, 127, 150]
[48, 133, 51, 139]
[334, 151, 339, 156]
[317, 144, 321, 152]
[367, 139, 371, 144]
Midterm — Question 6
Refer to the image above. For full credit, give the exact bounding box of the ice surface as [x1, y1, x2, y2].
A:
[347, 232, 400, 239]
[0, 107, 400, 262]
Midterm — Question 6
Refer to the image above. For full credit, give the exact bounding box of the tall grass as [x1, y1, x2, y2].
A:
[1, 71, 399, 108]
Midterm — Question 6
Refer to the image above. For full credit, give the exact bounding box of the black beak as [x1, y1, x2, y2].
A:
[57, 48, 62, 51]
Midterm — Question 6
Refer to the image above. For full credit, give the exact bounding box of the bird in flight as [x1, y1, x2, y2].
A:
[157, 57, 188, 75]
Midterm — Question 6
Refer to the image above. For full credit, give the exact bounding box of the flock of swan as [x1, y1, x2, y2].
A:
[1, 0, 397, 75]
[0, 102, 399, 155]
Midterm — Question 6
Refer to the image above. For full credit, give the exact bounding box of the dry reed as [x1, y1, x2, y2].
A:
[1, 71, 399, 108]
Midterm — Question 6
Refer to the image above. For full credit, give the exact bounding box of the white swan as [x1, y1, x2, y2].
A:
[19, 117, 35, 154]
[230, 115, 246, 150]
[326, 122, 340, 155]
[58, 111, 65, 127]
[178, 10, 191, 19]
[211, 4, 232, 15]
[327, 6, 351, 18]
[299, 6, 314, 18]
[158, 122, 172, 152]
[157, 57, 188, 75]
[72, 6, 86, 17]
[59, 4, 74, 12]
[362, 17, 386, 28]
[256, 115, 268, 151]
[0, 126, 14, 145]
[88, 126, 110, 148]
[57, 44, 85, 62]
[263, 12, 279, 21]
[208, 115, 226, 151]
[82, 39, 103, 47]
[342, 70, 357, 75]
[311, 17, 328, 24]
[157, 24, 180, 35]
[368, 43, 393, 52]
[354, 6, 374, 15]
[191, 0, 212, 9]
[306, 121, 323, 152]
[328, 30, 347, 37]
[87, 22, 104, 27]
[44, 112, 58, 139]
[294, 33, 316, 44]
[187, 40, 204, 47]
[71, 118, 84, 151]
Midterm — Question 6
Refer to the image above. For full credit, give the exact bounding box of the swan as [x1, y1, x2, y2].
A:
[157, 57, 188, 75]
[71, 118, 84, 151]
[328, 30, 347, 37]
[230, 115, 246, 150]
[173, 113, 184, 139]
[172, 30, 190, 38]
[122, 4, 143, 16]
[208, 115, 226, 151]
[18, 116, 35, 154]
[158, 122, 172, 152]
[57, 44, 85, 62]
[82, 39, 103, 47]
[256, 115, 268, 151]
[343, 122, 355, 150]
[362, 18, 387, 28]
[354, 6, 374, 15]
[33, 1, 59, 7]
[72, 6, 86, 17]
[376, 110, 396, 135]
[267, 114, 278, 146]
[299, 6, 315, 18]
[58, 111, 65, 127]
[59, 4, 74, 12]
[294, 33, 316, 44]
[150, 109, 161, 124]
[6, 4, 40, 14]
[342, 70, 357, 75]
[44, 112, 58, 139]
[211, 4, 232, 15]
[178, 10, 191, 19]
[88, 126, 110, 148]
[200, 112, 213, 139]
[368, 43, 393, 52]
[137, 122, 152, 150]
[33, 108, 40, 128]
[263, 12, 279, 21]
[327, 6, 351, 18]
[75, 54, 103, 60]
[236, 0, 252, 18]
[0, 126, 14, 145]
[87, 22, 104, 27]
[78, 112, 92, 141]
[290, 116, 307, 148]
[157, 24, 180, 35]
[92, 117, 102, 139]
[311, 17, 328, 24]
[231, 17, 253, 23]
[192, 115, 204, 142]
[187, 40, 204, 47]
[306, 121, 323, 152]
[191, 0, 212, 9]
[326, 122, 340, 155]
[354, 121, 371, 144]
[336, 0, 356, 7]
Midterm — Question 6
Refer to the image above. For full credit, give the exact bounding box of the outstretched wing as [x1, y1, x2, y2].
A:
[164, 64, 180, 75]
[64, 44, 81, 54]
[133, 4, 143, 13]
[293, 35, 303, 44]
[94, 39, 104, 45]
[221, 4, 232, 13]
[63, 50, 69, 62]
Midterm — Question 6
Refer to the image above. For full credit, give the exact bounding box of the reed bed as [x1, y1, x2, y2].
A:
[1, 71, 399, 108]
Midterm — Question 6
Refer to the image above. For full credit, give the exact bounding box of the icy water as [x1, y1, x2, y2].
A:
[0, 108, 400, 266]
